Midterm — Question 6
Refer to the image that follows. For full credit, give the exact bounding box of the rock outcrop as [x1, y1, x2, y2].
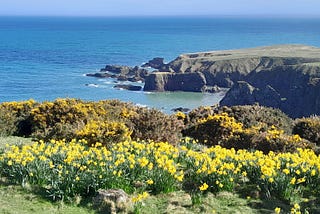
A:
[143, 45, 320, 118]
[220, 63, 320, 118]
[87, 65, 148, 82]
[141, 57, 171, 71]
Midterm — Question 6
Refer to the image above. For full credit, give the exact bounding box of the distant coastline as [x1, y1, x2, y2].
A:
[1, 17, 320, 113]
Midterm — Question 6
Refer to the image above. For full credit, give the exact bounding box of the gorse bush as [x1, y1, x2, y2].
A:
[215, 105, 294, 133]
[29, 99, 124, 141]
[183, 112, 314, 153]
[0, 100, 36, 136]
[0, 99, 184, 145]
[187, 105, 293, 133]
[293, 116, 320, 146]
[76, 120, 131, 146]
[0, 99, 318, 153]
[183, 113, 243, 146]
[128, 107, 184, 144]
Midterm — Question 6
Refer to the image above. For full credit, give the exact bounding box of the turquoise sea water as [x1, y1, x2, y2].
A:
[1, 16, 320, 112]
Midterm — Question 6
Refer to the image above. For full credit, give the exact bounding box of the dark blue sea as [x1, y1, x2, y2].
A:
[1, 16, 320, 112]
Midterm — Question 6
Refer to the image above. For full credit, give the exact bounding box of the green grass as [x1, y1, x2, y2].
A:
[0, 184, 94, 214]
[0, 136, 32, 151]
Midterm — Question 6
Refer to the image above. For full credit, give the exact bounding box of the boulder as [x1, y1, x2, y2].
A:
[101, 65, 131, 75]
[114, 84, 142, 91]
[142, 57, 166, 69]
[171, 107, 190, 112]
[93, 189, 131, 214]
[86, 72, 113, 78]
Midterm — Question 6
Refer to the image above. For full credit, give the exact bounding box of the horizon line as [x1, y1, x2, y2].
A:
[1, 14, 320, 19]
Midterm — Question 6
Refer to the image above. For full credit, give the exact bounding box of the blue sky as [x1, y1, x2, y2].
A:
[1, 0, 319, 17]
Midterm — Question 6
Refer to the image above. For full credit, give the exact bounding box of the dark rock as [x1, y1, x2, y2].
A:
[128, 76, 144, 82]
[171, 107, 190, 112]
[86, 45, 320, 118]
[220, 81, 257, 106]
[220, 81, 282, 108]
[114, 84, 142, 91]
[102, 65, 131, 75]
[117, 75, 128, 81]
[85, 83, 98, 87]
[87, 65, 149, 82]
[86, 72, 113, 78]
[142, 57, 165, 69]
[144, 72, 206, 92]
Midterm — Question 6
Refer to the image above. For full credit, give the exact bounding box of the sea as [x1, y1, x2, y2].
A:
[1, 16, 320, 113]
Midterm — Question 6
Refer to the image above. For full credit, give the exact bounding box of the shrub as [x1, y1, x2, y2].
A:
[251, 128, 314, 154]
[76, 120, 131, 146]
[215, 105, 294, 134]
[222, 126, 315, 154]
[183, 113, 243, 146]
[1, 99, 185, 145]
[184, 111, 313, 153]
[29, 99, 98, 141]
[129, 107, 184, 144]
[293, 116, 320, 146]
[185, 106, 215, 127]
[29, 99, 137, 143]
[0, 100, 36, 136]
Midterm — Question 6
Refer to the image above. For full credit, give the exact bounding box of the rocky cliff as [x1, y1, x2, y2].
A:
[143, 45, 320, 117]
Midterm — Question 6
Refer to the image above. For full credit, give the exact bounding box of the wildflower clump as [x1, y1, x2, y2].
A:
[0, 137, 320, 207]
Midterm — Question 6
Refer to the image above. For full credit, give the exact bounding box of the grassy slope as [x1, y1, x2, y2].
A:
[0, 185, 94, 214]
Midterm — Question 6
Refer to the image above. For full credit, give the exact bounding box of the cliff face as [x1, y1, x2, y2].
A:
[144, 45, 320, 91]
[143, 45, 320, 118]
[144, 72, 206, 92]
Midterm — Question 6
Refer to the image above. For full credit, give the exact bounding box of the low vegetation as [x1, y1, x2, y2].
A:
[1, 99, 320, 213]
